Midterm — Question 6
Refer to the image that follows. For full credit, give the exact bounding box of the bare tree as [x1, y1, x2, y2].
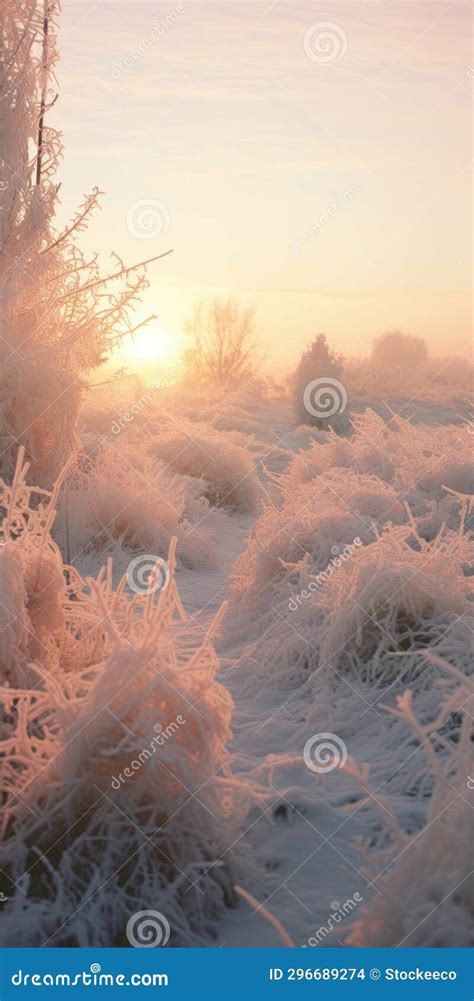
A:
[184, 298, 258, 387]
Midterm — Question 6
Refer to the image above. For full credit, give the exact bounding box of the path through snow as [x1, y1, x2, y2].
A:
[172, 395, 467, 948]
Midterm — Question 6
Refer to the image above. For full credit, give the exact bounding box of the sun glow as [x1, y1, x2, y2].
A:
[125, 325, 181, 369]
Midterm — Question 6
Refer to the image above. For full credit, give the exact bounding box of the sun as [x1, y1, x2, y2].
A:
[123, 325, 180, 370]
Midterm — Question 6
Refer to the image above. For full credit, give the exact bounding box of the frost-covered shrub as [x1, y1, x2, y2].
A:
[417, 459, 473, 496]
[146, 421, 262, 513]
[282, 468, 406, 527]
[0, 449, 68, 685]
[279, 412, 404, 489]
[231, 466, 406, 619]
[347, 668, 474, 947]
[346, 350, 472, 403]
[232, 521, 472, 691]
[0, 3, 154, 486]
[390, 425, 473, 537]
[393, 425, 472, 492]
[56, 438, 218, 572]
[281, 411, 472, 530]
[0, 454, 256, 946]
[80, 374, 147, 436]
[231, 503, 368, 618]
[279, 433, 354, 488]
[314, 526, 472, 683]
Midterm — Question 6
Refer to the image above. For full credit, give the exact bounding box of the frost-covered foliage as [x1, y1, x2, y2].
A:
[221, 394, 473, 948]
[230, 462, 407, 619]
[0, 448, 70, 687]
[55, 437, 219, 572]
[232, 523, 472, 692]
[231, 499, 369, 619]
[347, 660, 474, 947]
[146, 420, 262, 513]
[230, 407, 473, 692]
[312, 526, 472, 683]
[280, 410, 473, 535]
[285, 410, 470, 484]
[0, 454, 255, 946]
[0, 2, 160, 485]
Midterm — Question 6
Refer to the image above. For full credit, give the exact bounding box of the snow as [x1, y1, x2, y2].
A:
[0, 392, 472, 948]
[167, 394, 473, 948]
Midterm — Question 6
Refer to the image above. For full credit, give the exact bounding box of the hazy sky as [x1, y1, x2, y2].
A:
[54, 1, 472, 374]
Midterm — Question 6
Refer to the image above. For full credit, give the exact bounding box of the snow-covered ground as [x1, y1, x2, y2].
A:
[166, 395, 473, 948]
[1, 389, 471, 948]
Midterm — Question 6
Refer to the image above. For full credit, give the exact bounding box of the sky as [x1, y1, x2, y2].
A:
[53, 0, 472, 376]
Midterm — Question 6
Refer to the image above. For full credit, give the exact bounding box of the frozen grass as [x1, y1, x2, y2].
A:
[230, 462, 407, 621]
[230, 406, 473, 695]
[146, 419, 262, 513]
[230, 503, 368, 619]
[314, 525, 472, 682]
[347, 660, 474, 946]
[221, 397, 473, 950]
[282, 410, 472, 497]
[0, 453, 257, 946]
[55, 437, 219, 572]
[234, 523, 472, 690]
[2, 387, 472, 948]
